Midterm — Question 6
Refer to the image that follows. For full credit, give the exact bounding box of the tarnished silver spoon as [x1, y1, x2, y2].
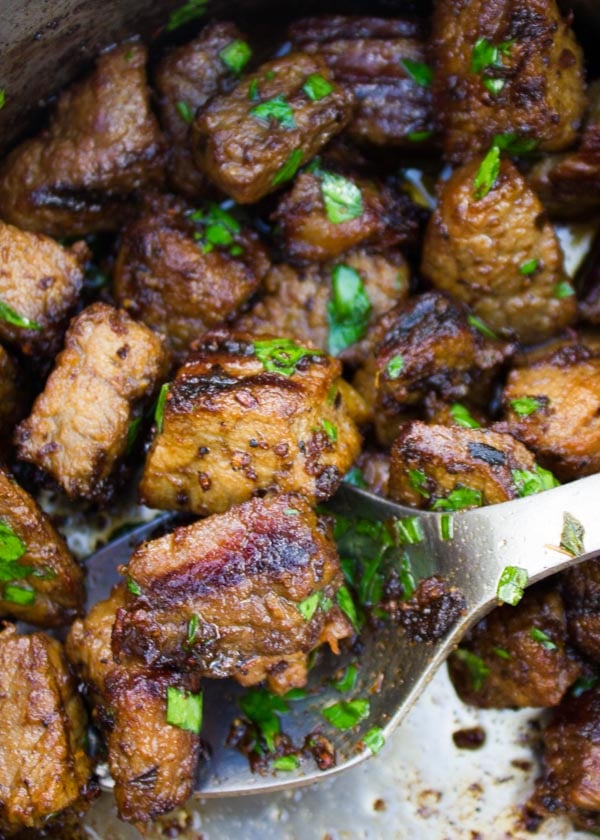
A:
[85, 473, 600, 797]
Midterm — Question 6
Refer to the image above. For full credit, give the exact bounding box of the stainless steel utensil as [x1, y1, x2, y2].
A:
[86, 473, 600, 797]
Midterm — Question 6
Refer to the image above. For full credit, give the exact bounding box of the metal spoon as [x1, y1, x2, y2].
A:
[85, 473, 600, 797]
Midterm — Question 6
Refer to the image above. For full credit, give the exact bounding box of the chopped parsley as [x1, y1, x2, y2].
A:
[493, 133, 538, 156]
[0, 89, 5, 110]
[327, 264, 372, 356]
[453, 649, 490, 692]
[239, 688, 289, 752]
[400, 58, 433, 87]
[519, 258, 539, 275]
[322, 698, 370, 730]
[248, 78, 260, 102]
[407, 130, 434, 143]
[303, 73, 333, 101]
[273, 754, 299, 771]
[321, 172, 363, 224]
[154, 383, 170, 434]
[336, 584, 360, 632]
[190, 203, 242, 253]
[363, 726, 385, 754]
[272, 149, 303, 186]
[321, 419, 338, 442]
[126, 577, 142, 596]
[253, 337, 319, 376]
[483, 78, 505, 95]
[398, 551, 417, 600]
[439, 513, 454, 541]
[467, 313, 497, 340]
[386, 355, 405, 380]
[572, 676, 600, 697]
[493, 646, 511, 660]
[554, 280, 575, 299]
[432, 485, 483, 512]
[471, 38, 513, 95]
[394, 516, 424, 545]
[4, 583, 35, 606]
[450, 403, 481, 429]
[0, 520, 26, 565]
[509, 396, 541, 417]
[298, 590, 330, 622]
[332, 663, 358, 693]
[166, 686, 203, 733]
[0, 520, 37, 604]
[560, 512, 585, 557]
[512, 465, 559, 497]
[497, 565, 528, 606]
[473, 145, 501, 200]
[219, 40, 252, 74]
[530, 627, 557, 651]
[176, 100, 194, 124]
[186, 613, 199, 645]
[0, 300, 41, 331]
[165, 0, 208, 32]
[126, 416, 142, 454]
[250, 95, 296, 129]
[344, 466, 367, 489]
[408, 468, 429, 499]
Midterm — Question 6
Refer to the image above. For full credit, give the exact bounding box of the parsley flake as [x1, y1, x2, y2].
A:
[254, 337, 319, 376]
[126, 416, 142, 454]
[327, 264, 371, 356]
[530, 627, 557, 651]
[4, 584, 35, 606]
[432, 485, 483, 511]
[484, 78, 505, 95]
[453, 649, 490, 691]
[439, 513, 454, 541]
[450, 403, 481, 429]
[493, 646, 511, 660]
[176, 100, 194, 124]
[322, 698, 370, 730]
[332, 663, 358, 693]
[572, 676, 600, 697]
[250, 95, 296, 129]
[321, 172, 363, 224]
[154, 383, 170, 434]
[126, 577, 142, 596]
[408, 468, 429, 499]
[320, 418, 337, 442]
[166, 0, 208, 32]
[363, 726, 385, 754]
[186, 613, 199, 645]
[272, 149, 304, 186]
[344, 466, 367, 488]
[467, 313, 497, 339]
[497, 565, 528, 606]
[0, 300, 41, 331]
[510, 396, 541, 416]
[239, 688, 289, 752]
[166, 686, 203, 733]
[554, 280, 575, 299]
[395, 516, 424, 545]
[400, 58, 433, 87]
[248, 79, 260, 102]
[493, 133, 538, 156]
[336, 584, 360, 633]
[407, 130, 434, 142]
[303, 73, 333, 101]
[560, 512, 585, 557]
[219, 40, 252, 74]
[471, 38, 513, 93]
[512, 465, 559, 497]
[0, 520, 26, 564]
[386, 355, 404, 379]
[519, 258, 539, 275]
[0, 89, 5, 110]
[473, 145, 501, 200]
[273, 754, 299, 771]
[297, 591, 321, 622]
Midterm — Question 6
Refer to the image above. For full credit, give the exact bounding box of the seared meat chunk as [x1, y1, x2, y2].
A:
[0, 468, 84, 626]
[113, 494, 352, 695]
[498, 343, 600, 481]
[527, 80, 600, 219]
[139, 330, 362, 515]
[562, 559, 600, 662]
[0, 346, 25, 440]
[154, 22, 249, 199]
[289, 16, 434, 147]
[0, 44, 165, 237]
[388, 421, 551, 509]
[421, 157, 575, 343]
[15, 303, 169, 502]
[237, 249, 410, 367]
[66, 586, 201, 830]
[0, 625, 94, 836]
[529, 685, 600, 832]
[191, 53, 353, 203]
[448, 588, 581, 708]
[272, 169, 418, 263]
[114, 193, 270, 360]
[431, 0, 586, 162]
[0, 220, 87, 357]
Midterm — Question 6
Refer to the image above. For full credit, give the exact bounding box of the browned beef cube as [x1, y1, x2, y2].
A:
[0, 44, 165, 237]
[154, 22, 250, 199]
[66, 586, 201, 831]
[388, 421, 547, 509]
[0, 468, 84, 627]
[421, 157, 575, 343]
[139, 330, 362, 515]
[15, 303, 169, 502]
[497, 342, 600, 481]
[448, 588, 582, 708]
[191, 53, 353, 203]
[527, 80, 600, 219]
[0, 221, 88, 358]
[289, 16, 434, 148]
[529, 685, 600, 832]
[271, 169, 418, 262]
[562, 559, 600, 662]
[431, 0, 586, 163]
[0, 346, 25, 440]
[114, 193, 270, 360]
[237, 248, 410, 367]
[113, 494, 352, 695]
[0, 625, 95, 835]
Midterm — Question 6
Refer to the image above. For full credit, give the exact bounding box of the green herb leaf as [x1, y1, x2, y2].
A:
[336, 584, 360, 632]
[530, 627, 557, 651]
[250, 95, 296, 129]
[439, 513, 454, 541]
[386, 355, 404, 379]
[509, 396, 541, 417]
[303, 73, 333, 101]
[272, 148, 304, 186]
[493, 133, 538, 156]
[254, 337, 319, 376]
[166, 0, 208, 32]
[471, 38, 500, 74]
[571, 675, 600, 697]
[126, 577, 142, 596]
[284, 687, 307, 701]
[473, 145, 501, 200]
[432, 485, 482, 512]
[332, 663, 358, 693]
[344, 466, 366, 489]
[398, 551, 416, 600]
[497, 565, 528, 606]
[219, 40, 252, 74]
[407, 130, 433, 142]
[363, 726, 385, 754]
[554, 280, 575, 299]
[248, 78, 260, 102]
[408, 468, 429, 499]
[394, 516, 424, 545]
[4, 584, 35, 606]
[166, 686, 203, 733]
[298, 591, 321, 622]
[0, 520, 26, 564]
[321, 172, 363, 224]
[322, 698, 370, 730]
[0, 89, 5, 110]
[0, 300, 42, 331]
[154, 383, 170, 434]
[467, 313, 497, 340]
[560, 512, 585, 557]
[519, 259, 539, 275]
[186, 613, 199, 645]
[320, 419, 337, 442]
[512, 465, 560, 497]
[400, 58, 433, 87]
[176, 100, 194, 124]
[453, 648, 490, 691]
[273, 754, 299, 771]
[239, 688, 289, 752]
[327, 264, 372, 356]
[450, 403, 481, 429]
[483, 78, 505, 95]
[190, 203, 241, 252]
[126, 415, 142, 455]
[493, 646, 511, 660]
